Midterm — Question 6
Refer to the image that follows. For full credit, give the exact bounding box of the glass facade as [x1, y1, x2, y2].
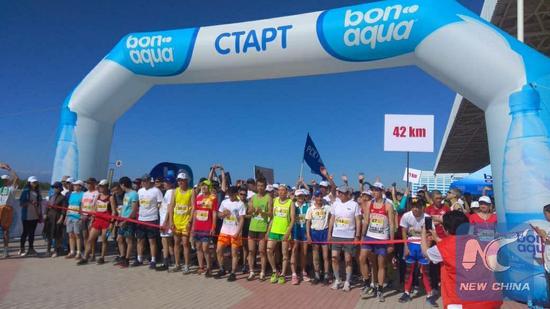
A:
[410, 171, 469, 193]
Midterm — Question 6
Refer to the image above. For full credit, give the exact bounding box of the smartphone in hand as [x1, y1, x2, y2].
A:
[424, 216, 433, 229]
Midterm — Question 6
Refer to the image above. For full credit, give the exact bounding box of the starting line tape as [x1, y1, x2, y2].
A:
[47, 205, 410, 245]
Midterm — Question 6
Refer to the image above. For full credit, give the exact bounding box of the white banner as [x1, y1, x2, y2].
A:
[403, 168, 422, 184]
[384, 114, 434, 152]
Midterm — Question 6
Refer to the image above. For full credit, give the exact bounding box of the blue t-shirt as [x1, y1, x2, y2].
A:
[67, 191, 84, 220]
[122, 191, 138, 218]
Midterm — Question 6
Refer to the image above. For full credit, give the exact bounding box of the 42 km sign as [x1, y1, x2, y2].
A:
[384, 114, 434, 153]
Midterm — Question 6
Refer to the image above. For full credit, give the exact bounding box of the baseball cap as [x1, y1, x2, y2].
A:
[98, 179, 109, 186]
[361, 190, 373, 196]
[371, 182, 384, 190]
[266, 185, 274, 192]
[164, 176, 176, 184]
[272, 183, 280, 189]
[1, 175, 9, 180]
[86, 177, 97, 184]
[337, 185, 352, 193]
[201, 179, 212, 187]
[27, 176, 38, 183]
[319, 181, 329, 187]
[478, 196, 492, 204]
[295, 189, 305, 196]
[470, 201, 480, 208]
[51, 182, 63, 189]
[73, 180, 84, 186]
[313, 189, 322, 197]
[66, 177, 74, 183]
[175, 173, 187, 180]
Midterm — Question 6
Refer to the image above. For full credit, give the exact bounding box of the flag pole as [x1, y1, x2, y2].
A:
[299, 160, 304, 181]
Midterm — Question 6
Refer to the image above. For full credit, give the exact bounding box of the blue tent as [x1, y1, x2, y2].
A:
[449, 166, 493, 196]
[149, 162, 194, 186]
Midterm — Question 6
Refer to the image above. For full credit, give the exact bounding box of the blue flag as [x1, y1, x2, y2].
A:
[303, 133, 326, 179]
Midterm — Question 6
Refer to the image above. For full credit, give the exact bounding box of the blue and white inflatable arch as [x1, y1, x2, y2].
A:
[53, 0, 550, 304]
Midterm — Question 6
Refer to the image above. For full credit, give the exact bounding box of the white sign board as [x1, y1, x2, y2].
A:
[403, 168, 422, 184]
[384, 114, 434, 152]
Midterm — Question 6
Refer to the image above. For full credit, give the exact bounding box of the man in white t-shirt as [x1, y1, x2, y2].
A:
[156, 176, 175, 271]
[0, 163, 19, 258]
[136, 174, 163, 269]
[215, 186, 246, 282]
[328, 185, 361, 292]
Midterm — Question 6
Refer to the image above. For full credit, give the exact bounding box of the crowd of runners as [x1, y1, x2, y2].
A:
[2, 162, 548, 308]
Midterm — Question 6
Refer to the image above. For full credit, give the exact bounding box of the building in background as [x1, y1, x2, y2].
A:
[411, 171, 469, 193]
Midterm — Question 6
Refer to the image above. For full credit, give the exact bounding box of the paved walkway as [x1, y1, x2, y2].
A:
[0, 239, 527, 309]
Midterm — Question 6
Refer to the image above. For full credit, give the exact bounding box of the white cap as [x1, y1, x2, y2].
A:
[98, 179, 109, 186]
[66, 177, 74, 183]
[478, 196, 492, 204]
[319, 181, 329, 187]
[361, 190, 373, 196]
[470, 201, 480, 208]
[272, 183, 280, 189]
[303, 189, 310, 195]
[291, 186, 297, 191]
[266, 185, 274, 192]
[73, 180, 84, 186]
[27, 176, 38, 183]
[371, 182, 384, 190]
[295, 189, 305, 196]
[177, 173, 188, 180]
[1, 175, 9, 180]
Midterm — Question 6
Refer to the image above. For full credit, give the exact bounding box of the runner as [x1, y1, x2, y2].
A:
[0, 163, 18, 258]
[246, 177, 272, 281]
[468, 196, 497, 241]
[291, 189, 310, 285]
[328, 185, 361, 292]
[78, 179, 113, 265]
[168, 173, 193, 274]
[425, 190, 451, 291]
[115, 177, 138, 268]
[81, 177, 99, 260]
[398, 197, 438, 307]
[215, 186, 246, 281]
[110, 183, 125, 263]
[19, 176, 43, 257]
[65, 180, 84, 259]
[305, 189, 331, 285]
[156, 176, 175, 271]
[192, 179, 218, 277]
[136, 174, 163, 269]
[361, 182, 395, 301]
[266, 184, 295, 284]
[44, 182, 66, 257]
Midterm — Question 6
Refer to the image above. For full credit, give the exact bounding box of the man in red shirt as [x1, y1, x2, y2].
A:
[421, 210, 502, 309]
[424, 190, 450, 292]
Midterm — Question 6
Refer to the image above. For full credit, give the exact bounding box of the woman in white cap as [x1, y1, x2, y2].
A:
[78, 180, 112, 265]
[19, 176, 43, 256]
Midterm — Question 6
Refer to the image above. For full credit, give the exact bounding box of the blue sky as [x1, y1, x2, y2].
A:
[0, 0, 484, 185]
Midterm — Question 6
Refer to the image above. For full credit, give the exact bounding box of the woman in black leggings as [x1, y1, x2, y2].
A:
[19, 176, 42, 256]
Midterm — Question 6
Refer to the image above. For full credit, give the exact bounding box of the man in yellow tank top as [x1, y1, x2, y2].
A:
[168, 173, 194, 274]
[266, 185, 295, 285]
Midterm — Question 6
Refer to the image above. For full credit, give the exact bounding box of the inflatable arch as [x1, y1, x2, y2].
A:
[53, 0, 550, 304]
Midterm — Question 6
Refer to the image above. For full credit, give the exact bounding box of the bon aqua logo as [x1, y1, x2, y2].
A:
[107, 28, 197, 77]
[317, 3, 425, 61]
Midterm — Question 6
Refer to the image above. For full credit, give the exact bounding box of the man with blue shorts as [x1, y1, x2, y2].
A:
[115, 177, 138, 268]
[306, 190, 331, 285]
[398, 197, 437, 307]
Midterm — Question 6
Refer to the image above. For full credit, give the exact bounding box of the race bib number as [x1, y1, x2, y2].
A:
[68, 204, 79, 214]
[224, 214, 237, 225]
[313, 209, 326, 220]
[195, 210, 209, 221]
[96, 202, 108, 212]
[368, 213, 386, 234]
[175, 204, 189, 216]
[275, 206, 288, 218]
[335, 217, 351, 229]
[298, 214, 306, 225]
